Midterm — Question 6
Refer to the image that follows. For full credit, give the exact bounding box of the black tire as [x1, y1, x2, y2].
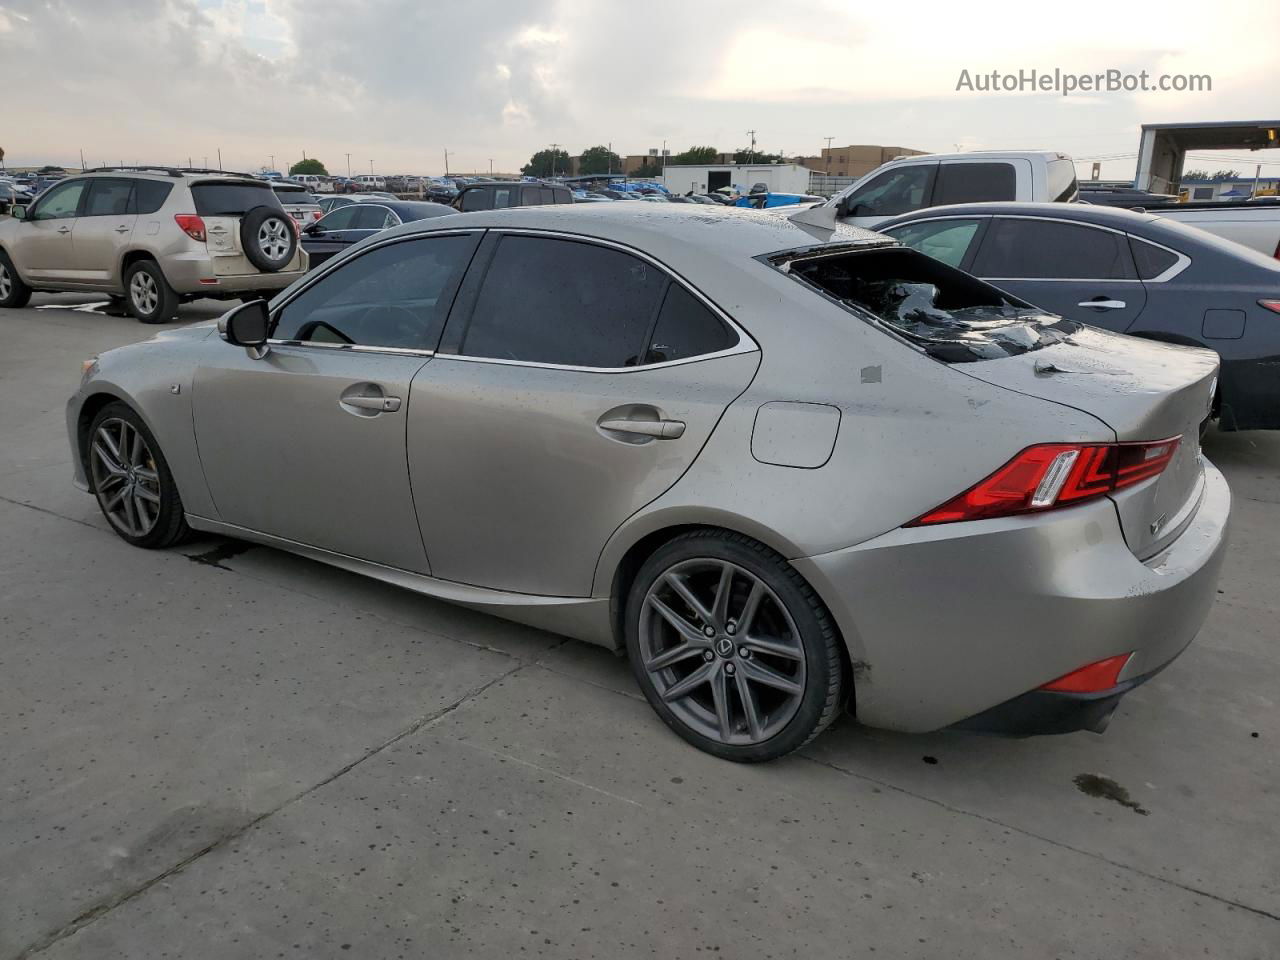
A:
[0, 249, 33, 309]
[102, 294, 130, 317]
[124, 259, 179, 324]
[240, 206, 297, 272]
[624, 529, 845, 762]
[87, 402, 191, 549]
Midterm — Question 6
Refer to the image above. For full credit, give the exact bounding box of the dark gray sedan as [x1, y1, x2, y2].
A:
[878, 202, 1280, 431]
[302, 200, 454, 268]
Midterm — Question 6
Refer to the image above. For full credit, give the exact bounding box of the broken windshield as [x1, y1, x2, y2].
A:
[772, 246, 1081, 362]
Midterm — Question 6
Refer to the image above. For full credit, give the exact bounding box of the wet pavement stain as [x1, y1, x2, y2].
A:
[1073, 773, 1149, 815]
[185, 540, 256, 570]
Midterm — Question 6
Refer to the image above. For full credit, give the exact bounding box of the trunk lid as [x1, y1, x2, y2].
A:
[961, 325, 1218, 558]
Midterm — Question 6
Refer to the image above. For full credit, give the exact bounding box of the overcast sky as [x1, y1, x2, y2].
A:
[2, 0, 1278, 181]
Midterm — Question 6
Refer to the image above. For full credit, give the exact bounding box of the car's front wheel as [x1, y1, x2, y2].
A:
[0, 250, 33, 309]
[625, 530, 845, 762]
[124, 260, 179, 324]
[87, 402, 191, 548]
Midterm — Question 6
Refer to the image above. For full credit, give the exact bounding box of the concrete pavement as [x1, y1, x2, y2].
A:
[1, 297, 1277, 959]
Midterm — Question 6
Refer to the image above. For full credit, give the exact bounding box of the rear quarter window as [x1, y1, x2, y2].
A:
[131, 180, 173, 215]
[192, 182, 283, 216]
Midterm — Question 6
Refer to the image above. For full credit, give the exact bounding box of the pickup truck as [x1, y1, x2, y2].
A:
[818, 151, 1080, 229]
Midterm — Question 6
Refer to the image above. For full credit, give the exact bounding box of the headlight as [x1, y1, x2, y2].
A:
[80, 357, 99, 385]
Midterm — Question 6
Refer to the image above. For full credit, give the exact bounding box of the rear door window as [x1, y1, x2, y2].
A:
[459, 235, 667, 367]
[83, 179, 134, 216]
[316, 206, 360, 230]
[192, 182, 282, 216]
[459, 189, 488, 211]
[971, 218, 1135, 280]
[274, 234, 480, 350]
[350, 205, 396, 229]
[932, 162, 1017, 205]
[882, 218, 984, 268]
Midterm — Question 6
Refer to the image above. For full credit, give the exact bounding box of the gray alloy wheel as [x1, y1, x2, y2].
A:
[0, 260, 11, 301]
[257, 217, 292, 262]
[129, 269, 159, 317]
[639, 557, 807, 746]
[90, 417, 162, 538]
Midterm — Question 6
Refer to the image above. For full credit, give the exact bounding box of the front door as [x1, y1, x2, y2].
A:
[72, 178, 138, 285]
[192, 231, 481, 572]
[969, 216, 1147, 333]
[407, 232, 759, 597]
[14, 179, 88, 281]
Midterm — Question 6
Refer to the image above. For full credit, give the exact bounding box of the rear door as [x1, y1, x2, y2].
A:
[931, 159, 1026, 205]
[192, 231, 481, 572]
[13, 178, 87, 280]
[406, 231, 760, 597]
[969, 216, 1147, 332]
[71, 178, 137, 284]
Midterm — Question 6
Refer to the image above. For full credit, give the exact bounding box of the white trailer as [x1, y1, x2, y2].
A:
[660, 163, 813, 197]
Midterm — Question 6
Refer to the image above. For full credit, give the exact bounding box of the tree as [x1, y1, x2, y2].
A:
[733, 149, 783, 164]
[1182, 169, 1209, 181]
[289, 158, 328, 176]
[1211, 168, 1240, 181]
[521, 148, 571, 178]
[578, 145, 623, 175]
[671, 146, 718, 165]
[631, 161, 662, 179]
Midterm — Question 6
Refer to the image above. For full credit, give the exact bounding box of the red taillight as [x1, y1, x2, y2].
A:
[174, 214, 206, 242]
[1260, 299, 1280, 314]
[312, 210, 322, 220]
[907, 437, 1181, 526]
[1040, 653, 1132, 693]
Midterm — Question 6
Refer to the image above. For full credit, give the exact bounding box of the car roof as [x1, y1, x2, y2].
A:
[377, 203, 892, 262]
[384, 200, 454, 217]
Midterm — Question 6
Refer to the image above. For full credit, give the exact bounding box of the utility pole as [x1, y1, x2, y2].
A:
[1254, 162, 1263, 198]
[745, 130, 757, 165]
[488, 158, 494, 175]
[444, 149, 451, 176]
[369, 159, 374, 174]
[661, 139, 667, 179]
[607, 141, 612, 176]
[345, 153, 351, 177]
[217, 147, 222, 170]
[269, 154, 274, 171]
[823, 136, 833, 175]
[79, 148, 85, 172]
[549, 143, 560, 177]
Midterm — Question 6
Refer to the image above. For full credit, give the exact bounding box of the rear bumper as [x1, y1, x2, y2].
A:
[163, 252, 308, 295]
[951, 667, 1163, 737]
[793, 460, 1231, 733]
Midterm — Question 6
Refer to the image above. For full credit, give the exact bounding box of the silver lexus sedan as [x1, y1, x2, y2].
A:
[66, 205, 1230, 762]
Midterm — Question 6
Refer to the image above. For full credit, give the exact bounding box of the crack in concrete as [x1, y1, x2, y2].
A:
[800, 752, 1280, 926]
[12, 662, 526, 960]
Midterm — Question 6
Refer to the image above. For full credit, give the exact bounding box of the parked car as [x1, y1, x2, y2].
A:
[1080, 190, 1280, 258]
[292, 174, 333, 194]
[330, 177, 361, 195]
[454, 181, 572, 211]
[734, 192, 824, 209]
[878, 201, 1280, 431]
[355, 175, 387, 192]
[68, 205, 1227, 761]
[0, 167, 306, 321]
[809, 151, 1080, 230]
[270, 181, 324, 226]
[300, 199, 453, 267]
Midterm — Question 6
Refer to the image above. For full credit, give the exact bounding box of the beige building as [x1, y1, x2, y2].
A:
[796, 145, 928, 178]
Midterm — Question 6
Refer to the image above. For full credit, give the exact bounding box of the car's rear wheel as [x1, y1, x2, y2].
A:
[88, 402, 191, 548]
[625, 530, 844, 762]
[0, 250, 33, 309]
[124, 260, 179, 324]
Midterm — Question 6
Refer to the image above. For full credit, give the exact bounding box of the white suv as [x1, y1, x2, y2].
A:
[0, 167, 308, 322]
[355, 175, 387, 191]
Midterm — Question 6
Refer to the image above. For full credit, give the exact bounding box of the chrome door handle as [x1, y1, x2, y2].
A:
[57, 226, 71, 234]
[598, 418, 686, 439]
[1077, 299, 1126, 310]
[343, 395, 401, 412]
[114, 226, 130, 233]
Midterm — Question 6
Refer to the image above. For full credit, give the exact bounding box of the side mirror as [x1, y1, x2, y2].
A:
[10, 203, 27, 221]
[219, 299, 271, 358]
[304, 222, 322, 236]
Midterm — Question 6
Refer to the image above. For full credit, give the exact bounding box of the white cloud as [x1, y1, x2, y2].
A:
[0, 0, 1277, 182]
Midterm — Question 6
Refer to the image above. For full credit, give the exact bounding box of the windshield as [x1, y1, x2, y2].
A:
[776, 246, 1080, 362]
